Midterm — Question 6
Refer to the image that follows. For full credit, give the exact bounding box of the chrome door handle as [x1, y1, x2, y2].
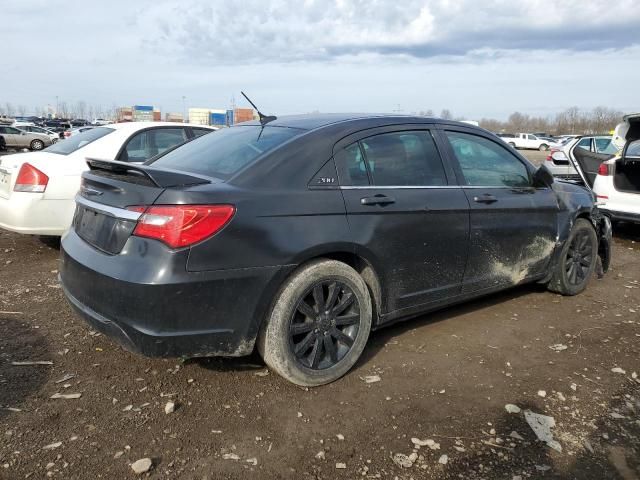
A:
[360, 195, 396, 206]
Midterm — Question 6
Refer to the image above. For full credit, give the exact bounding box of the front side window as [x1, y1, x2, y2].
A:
[576, 138, 592, 151]
[445, 131, 531, 187]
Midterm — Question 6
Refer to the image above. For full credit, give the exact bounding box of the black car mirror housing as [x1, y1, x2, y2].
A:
[533, 164, 554, 187]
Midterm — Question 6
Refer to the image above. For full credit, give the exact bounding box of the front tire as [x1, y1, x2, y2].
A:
[30, 139, 45, 151]
[547, 219, 598, 295]
[258, 259, 372, 386]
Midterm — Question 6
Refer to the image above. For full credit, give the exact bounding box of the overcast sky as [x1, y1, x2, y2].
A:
[3, 0, 640, 119]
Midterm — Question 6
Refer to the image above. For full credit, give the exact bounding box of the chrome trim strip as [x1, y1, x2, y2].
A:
[339, 185, 534, 190]
[75, 194, 142, 221]
[339, 185, 460, 190]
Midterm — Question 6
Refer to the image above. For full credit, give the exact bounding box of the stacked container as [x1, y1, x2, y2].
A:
[234, 108, 254, 124]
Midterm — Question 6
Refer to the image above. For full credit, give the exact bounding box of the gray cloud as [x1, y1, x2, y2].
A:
[136, 0, 640, 64]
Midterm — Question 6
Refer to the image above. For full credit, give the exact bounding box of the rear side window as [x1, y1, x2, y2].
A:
[193, 128, 212, 137]
[595, 138, 618, 154]
[335, 130, 447, 187]
[150, 126, 302, 179]
[335, 143, 369, 186]
[445, 131, 531, 187]
[44, 127, 113, 155]
[121, 128, 187, 162]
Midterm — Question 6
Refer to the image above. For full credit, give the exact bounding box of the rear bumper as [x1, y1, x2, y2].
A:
[0, 194, 72, 235]
[60, 229, 286, 357]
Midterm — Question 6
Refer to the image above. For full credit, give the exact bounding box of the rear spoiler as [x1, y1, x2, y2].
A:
[86, 158, 212, 188]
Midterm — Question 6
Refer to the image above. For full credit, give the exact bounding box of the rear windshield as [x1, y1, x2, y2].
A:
[149, 125, 303, 179]
[44, 127, 114, 155]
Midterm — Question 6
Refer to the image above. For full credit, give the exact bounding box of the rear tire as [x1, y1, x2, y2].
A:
[547, 219, 598, 295]
[30, 139, 44, 151]
[508, 142, 516, 148]
[258, 259, 372, 386]
[539, 144, 549, 151]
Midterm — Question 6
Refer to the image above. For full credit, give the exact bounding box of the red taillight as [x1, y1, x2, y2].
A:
[14, 163, 49, 193]
[127, 204, 235, 248]
[597, 163, 611, 176]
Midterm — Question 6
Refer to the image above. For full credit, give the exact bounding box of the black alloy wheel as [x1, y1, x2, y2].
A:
[547, 218, 598, 296]
[289, 280, 360, 370]
[565, 229, 593, 286]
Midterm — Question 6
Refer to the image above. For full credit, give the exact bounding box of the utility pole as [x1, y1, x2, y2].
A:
[55, 96, 59, 118]
[182, 96, 186, 123]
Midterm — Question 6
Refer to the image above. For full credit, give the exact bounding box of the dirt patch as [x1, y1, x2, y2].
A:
[0, 225, 639, 479]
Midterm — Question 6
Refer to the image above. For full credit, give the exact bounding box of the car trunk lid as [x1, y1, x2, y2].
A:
[74, 160, 214, 254]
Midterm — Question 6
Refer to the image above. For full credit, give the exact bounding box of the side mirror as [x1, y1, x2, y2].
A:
[533, 164, 554, 187]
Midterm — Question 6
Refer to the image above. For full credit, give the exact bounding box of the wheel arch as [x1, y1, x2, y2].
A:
[250, 246, 385, 353]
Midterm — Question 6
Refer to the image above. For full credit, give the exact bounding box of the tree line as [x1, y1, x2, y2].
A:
[0, 101, 120, 121]
[414, 106, 624, 135]
[1, 100, 625, 135]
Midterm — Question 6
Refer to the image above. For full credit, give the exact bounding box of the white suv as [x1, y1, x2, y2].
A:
[570, 114, 640, 224]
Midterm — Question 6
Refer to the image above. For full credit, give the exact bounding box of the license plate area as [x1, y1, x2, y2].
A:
[73, 205, 137, 254]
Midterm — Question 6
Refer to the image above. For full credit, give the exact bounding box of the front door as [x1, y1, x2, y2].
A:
[441, 129, 559, 293]
[336, 127, 469, 314]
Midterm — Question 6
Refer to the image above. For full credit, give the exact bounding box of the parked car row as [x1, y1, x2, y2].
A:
[496, 132, 560, 151]
[543, 116, 639, 225]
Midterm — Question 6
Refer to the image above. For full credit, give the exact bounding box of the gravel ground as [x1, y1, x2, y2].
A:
[1, 150, 639, 479]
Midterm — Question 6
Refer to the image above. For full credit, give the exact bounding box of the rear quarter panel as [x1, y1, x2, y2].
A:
[155, 184, 352, 272]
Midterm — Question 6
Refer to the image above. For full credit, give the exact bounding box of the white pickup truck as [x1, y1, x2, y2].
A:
[500, 133, 556, 151]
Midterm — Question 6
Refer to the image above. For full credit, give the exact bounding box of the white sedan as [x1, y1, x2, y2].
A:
[0, 122, 217, 236]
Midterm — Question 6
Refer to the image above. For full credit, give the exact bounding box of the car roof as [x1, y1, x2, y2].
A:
[238, 113, 444, 131]
[101, 122, 218, 132]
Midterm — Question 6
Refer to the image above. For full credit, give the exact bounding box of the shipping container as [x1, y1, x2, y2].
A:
[210, 112, 226, 126]
[153, 109, 161, 121]
[165, 113, 183, 123]
[134, 105, 153, 112]
[189, 108, 212, 126]
[234, 108, 254, 124]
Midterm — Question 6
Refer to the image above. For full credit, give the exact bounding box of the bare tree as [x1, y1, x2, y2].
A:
[75, 101, 87, 120]
[5, 102, 15, 117]
[17, 105, 27, 116]
[439, 109, 453, 120]
[58, 101, 69, 119]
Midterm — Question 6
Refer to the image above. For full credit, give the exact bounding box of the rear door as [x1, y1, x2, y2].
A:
[336, 126, 469, 314]
[441, 128, 559, 292]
